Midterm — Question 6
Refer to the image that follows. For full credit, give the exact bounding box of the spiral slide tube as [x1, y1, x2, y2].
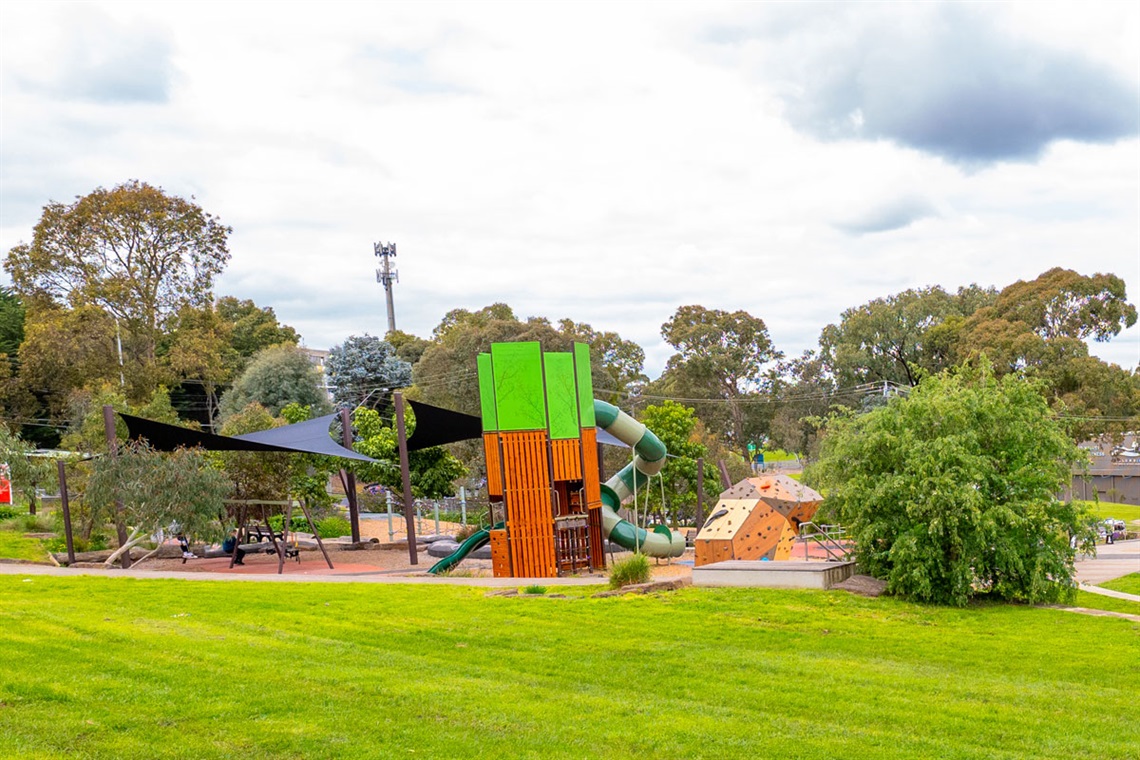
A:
[594, 400, 686, 558]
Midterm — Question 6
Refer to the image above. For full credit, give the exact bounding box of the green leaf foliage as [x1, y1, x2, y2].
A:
[807, 362, 1090, 606]
[326, 334, 411, 408]
[85, 442, 232, 543]
[637, 400, 716, 524]
[350, 407, 466, 499]
[218, 345, 331, 420]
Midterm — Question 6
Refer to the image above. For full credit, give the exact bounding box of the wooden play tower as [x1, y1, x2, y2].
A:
[479, 341, 606, 578]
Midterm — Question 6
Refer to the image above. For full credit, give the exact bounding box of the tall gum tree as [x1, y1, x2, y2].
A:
[659, 305, 782, 455]
[4, 180, 231, 387]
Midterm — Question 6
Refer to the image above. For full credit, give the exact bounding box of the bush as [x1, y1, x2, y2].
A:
[808, 363, 1088, 606]
[42, 533, 109, 554]
[522, 585, 547, 595]
[316, 516, 352, 539]
[268, 514, 313, 533]
[0, 506, 19, 520]
[454, 524, 482, 543]
[609, 553, 651, 589]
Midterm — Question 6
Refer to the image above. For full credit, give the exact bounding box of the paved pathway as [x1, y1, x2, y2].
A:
[0, 561, 601, 586]
[1074, 538, 1140, 585]
[5, 538, 1137, 591]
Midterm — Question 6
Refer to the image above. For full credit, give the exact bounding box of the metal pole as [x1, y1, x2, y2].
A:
[340, 407, 361, 543]
[460, 486, 467, 526]
[434, 501, 440, 536]
[57, 459, 75, 565]
[695, 456, 705, 531]
[374, 241, 398, 333]
[103, 405, 131, 568]
[395, 391, 418, 564]
[386, 490, 394, 542]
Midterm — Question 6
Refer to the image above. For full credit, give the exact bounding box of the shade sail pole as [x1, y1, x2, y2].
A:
[395, 392, 418, 565]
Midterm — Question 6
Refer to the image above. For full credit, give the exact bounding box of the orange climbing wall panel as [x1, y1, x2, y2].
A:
[489, 529, 511, 576]
[499, 430, 557, 578]
[484, 433, 502, 499]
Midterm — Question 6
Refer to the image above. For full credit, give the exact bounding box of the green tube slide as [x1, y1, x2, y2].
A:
[594, 400, 686, 558]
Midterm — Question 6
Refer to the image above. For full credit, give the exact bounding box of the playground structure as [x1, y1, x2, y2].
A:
[429, 341, 685, 577]
[694, 475, 822, 567]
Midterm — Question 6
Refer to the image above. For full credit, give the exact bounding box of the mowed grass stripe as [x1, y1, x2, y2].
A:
[0, 577, 1135, 759]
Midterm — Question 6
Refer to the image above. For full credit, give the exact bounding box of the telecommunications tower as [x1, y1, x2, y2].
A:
[374, 241, 398, 333]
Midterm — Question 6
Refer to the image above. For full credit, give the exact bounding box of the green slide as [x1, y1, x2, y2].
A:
[594, 400, 687, 558]
[427, 523, 501, 575]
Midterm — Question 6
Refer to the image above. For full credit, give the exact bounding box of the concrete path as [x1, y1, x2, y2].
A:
[1074, 538, 1140, 585]
[5, 538, 1136, 591]
[0, 561, 602, 586]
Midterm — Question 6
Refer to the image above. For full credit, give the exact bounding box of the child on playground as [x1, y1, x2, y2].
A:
[173, 524, 196, 560]
[222, 529, 247, 565]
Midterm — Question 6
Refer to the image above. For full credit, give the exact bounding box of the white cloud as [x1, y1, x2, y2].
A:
[2, 1, 1137, 378]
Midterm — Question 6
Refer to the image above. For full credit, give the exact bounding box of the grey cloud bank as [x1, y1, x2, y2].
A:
[2, 1, 1137, 378]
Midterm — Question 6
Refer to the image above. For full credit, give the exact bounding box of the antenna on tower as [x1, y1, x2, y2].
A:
[374, 241, 398, 334]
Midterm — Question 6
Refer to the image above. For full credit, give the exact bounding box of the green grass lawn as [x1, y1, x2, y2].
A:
[1076, 500, 1140, 524]
[0, 577, 1136, 759]
[0, 531, 49, 562]
[1100, 572, 1140, 597]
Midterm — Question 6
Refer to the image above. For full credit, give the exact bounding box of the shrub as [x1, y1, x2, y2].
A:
[316, 516, 352, 539]
[16, 513, 54, 533]
[522, 585, 547, 595]
[454, 524, 482, 543]
[0, 506, 19, 520]
[609, 553, 651, 589]
[42, 533, 109, 554]
[268, 514, 313, 533]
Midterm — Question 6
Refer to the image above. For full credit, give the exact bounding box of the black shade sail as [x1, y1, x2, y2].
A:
[405, 400, 483, 451]
[122, 400, 625, 461]
[120, 413, 377, 463]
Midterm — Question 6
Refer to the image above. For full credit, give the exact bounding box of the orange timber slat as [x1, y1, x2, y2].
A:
[551, 438, 581, 482]
[484, 433, 502, 498]
[499, 431, 556, 577]
[580, 427, 602, 508]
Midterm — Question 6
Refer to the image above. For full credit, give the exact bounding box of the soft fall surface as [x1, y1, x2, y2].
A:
[0, 576, 1136, 759]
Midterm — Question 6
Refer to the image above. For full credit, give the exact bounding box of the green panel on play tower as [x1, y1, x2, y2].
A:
[489, 342, 546, 431]
[574, 342, 595, 427]
[477, 353, 497, 432]
[543, 352, 579, 440]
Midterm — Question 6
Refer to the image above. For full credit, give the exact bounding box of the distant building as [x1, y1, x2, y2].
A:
[300, 347, 333, 401]
[1064, 433, 1140, 504]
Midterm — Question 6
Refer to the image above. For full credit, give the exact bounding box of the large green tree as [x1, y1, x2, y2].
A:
[218, 345, 331, 421]
[807, 363, 1090, 606]
[5, 181, 231, 388]
[986, 267, 1137, 343]
[819, 285, 995, 387]
[326, 334, 412, 409]
[215, 296, 300, 360]
[657, 305, 782, 455]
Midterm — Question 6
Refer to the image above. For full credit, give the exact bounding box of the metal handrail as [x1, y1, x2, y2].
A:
[798, 522, 851, 562]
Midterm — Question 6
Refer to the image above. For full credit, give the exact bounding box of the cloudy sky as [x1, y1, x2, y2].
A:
[2, 1, 1137, 377]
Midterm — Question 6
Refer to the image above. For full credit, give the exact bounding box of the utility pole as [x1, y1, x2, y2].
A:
[374, 241, 398, 333]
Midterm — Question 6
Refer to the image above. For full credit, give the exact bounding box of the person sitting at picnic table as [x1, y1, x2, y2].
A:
[222, 529, 247, 565]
